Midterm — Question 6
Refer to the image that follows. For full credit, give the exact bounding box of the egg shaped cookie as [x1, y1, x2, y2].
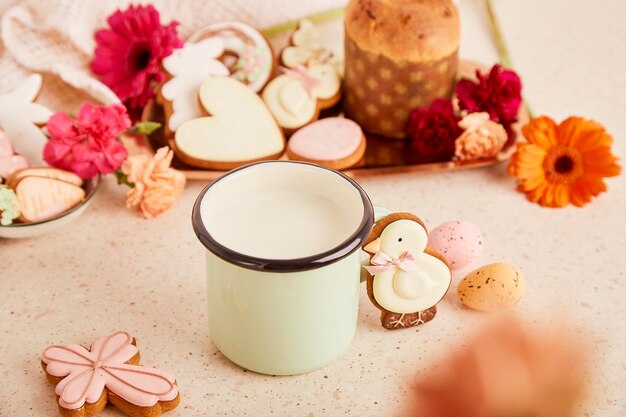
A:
[287, 117, 365, 170]
[428, 220, 483, 269]
[457, 263, 524, 311]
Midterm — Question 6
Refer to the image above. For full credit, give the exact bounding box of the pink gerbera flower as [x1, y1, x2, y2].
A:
[43, 102, 131, 179]
[91, 4, 183, 114]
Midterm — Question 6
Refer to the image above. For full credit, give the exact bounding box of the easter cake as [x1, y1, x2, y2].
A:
[343, 0, 460, 138]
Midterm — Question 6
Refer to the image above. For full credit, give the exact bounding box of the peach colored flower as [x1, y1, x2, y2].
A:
[121, 147, 185, 219]
[454, 112, 508, 161]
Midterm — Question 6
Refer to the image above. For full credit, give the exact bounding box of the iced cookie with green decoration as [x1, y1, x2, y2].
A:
[0, 185, 20, 225]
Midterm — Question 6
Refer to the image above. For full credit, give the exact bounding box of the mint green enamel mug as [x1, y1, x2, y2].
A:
[192, 161, 387, 375]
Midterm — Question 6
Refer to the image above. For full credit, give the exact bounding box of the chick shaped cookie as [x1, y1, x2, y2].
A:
[363, 213, 451, 329]
[41, 331, 180, 417]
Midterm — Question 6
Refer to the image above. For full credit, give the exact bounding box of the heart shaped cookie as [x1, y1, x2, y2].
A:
[174, 77, 285, 170]
[15, 176, 85, 223]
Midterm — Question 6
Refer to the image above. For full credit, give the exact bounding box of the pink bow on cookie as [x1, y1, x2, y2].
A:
[280, 65, 320, 98]
[364, 251, 421, 275]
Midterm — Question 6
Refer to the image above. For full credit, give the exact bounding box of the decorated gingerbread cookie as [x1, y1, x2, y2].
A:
[0, 129, 28, 179]
[158, 38, 229, 136]
[281, 19, 343, 76]
[174, 76, 285, 170]
[0, 74, 52, 165]
[261, 64, 341, 134]
[287, 117, 366, 170]
[0, 185, 20, 226]
[6, 167, 84, 223]
[362, 213, 451, 330]
[188, 21, 274, 93]
[41, 331, 179, 417]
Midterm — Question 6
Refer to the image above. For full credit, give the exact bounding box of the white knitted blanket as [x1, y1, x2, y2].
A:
[0, 0, 345, 112]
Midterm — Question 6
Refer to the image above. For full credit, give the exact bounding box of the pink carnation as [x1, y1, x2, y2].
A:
[91, 4, 183, 115]
[43, 102, 131, 179]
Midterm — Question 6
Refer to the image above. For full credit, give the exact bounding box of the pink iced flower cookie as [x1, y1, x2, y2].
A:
[41, 331, 180, 417]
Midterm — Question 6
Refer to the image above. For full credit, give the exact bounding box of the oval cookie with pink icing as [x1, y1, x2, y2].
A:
[287, 117, 366, 170]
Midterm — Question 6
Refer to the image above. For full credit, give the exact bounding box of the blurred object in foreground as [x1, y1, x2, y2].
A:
[406, 317, 588, 417]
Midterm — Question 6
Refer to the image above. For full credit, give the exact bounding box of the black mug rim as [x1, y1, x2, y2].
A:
[191, 161, 374, 273]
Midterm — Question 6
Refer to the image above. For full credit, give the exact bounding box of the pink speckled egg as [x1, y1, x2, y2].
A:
[428, 221, 483, 269]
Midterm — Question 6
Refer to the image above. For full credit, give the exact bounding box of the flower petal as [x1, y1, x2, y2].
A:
[521, 116, 559, 148]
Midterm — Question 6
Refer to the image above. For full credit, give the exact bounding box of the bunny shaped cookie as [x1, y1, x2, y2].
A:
[363, 213, 451, 329]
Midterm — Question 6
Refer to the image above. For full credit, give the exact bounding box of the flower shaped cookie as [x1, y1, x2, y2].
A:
[41, 331, 179, 417]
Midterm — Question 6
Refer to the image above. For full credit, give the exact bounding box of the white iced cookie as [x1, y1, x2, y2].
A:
[262, 64, 341, 133]
[262, 75, 317, 131]
[159, 38, 229, 135]
[174, 77, 285, 170]
[0, 74, 52, 165]
[281, 19, 343, 76]
[188, 21, 274, 93]
[363, 213, 451, 330]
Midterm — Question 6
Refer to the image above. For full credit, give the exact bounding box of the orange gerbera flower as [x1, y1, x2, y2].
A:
[508, 116, 620, 207]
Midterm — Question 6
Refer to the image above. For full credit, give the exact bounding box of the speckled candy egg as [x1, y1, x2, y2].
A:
[457, 263, 525, 311]
[427, 221, 482, 269]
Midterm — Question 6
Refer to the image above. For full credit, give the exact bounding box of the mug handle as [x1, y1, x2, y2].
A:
[359, 205, 391, 283]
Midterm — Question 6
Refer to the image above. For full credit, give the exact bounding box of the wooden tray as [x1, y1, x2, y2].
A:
[138, 14, 528, 181]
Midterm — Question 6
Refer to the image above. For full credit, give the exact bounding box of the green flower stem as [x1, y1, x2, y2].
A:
[484, 0, 535, 119]
[128, 121, 161, 136]
[260, 7, 344, 38]
[115, 170, 134, 188]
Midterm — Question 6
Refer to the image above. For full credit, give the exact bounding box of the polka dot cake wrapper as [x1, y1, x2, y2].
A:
[343, 36, 458, 139]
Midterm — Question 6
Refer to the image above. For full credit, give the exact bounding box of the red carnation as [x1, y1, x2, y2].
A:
[407, 99, 463, 163]
[456, 64, 522, 128]
[91, 4, 183, 116]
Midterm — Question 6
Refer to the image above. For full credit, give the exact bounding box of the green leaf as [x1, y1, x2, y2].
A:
[128, 121, 161, 136]
[115, 170, 134, 188]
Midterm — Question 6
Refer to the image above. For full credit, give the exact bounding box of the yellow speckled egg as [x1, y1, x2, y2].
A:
[457, 263, 524, 311]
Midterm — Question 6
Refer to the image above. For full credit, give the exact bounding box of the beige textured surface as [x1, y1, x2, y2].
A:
[1, 0, 626, 416]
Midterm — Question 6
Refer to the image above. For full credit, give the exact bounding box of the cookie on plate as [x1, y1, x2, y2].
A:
[280, 19, 342, 75]
[157, 38, 229, 137]
[6, 167, 84, 223]
[188, 21, 274, 93]
[262, 64, 341, 135]
[0, 128, 28, 180]
[287, 117, 366, 170]
[174, 76, 285, 170]
[0, 74, 52, 164]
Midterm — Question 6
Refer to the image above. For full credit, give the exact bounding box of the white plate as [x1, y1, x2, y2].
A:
[0, 175, 100, 239]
